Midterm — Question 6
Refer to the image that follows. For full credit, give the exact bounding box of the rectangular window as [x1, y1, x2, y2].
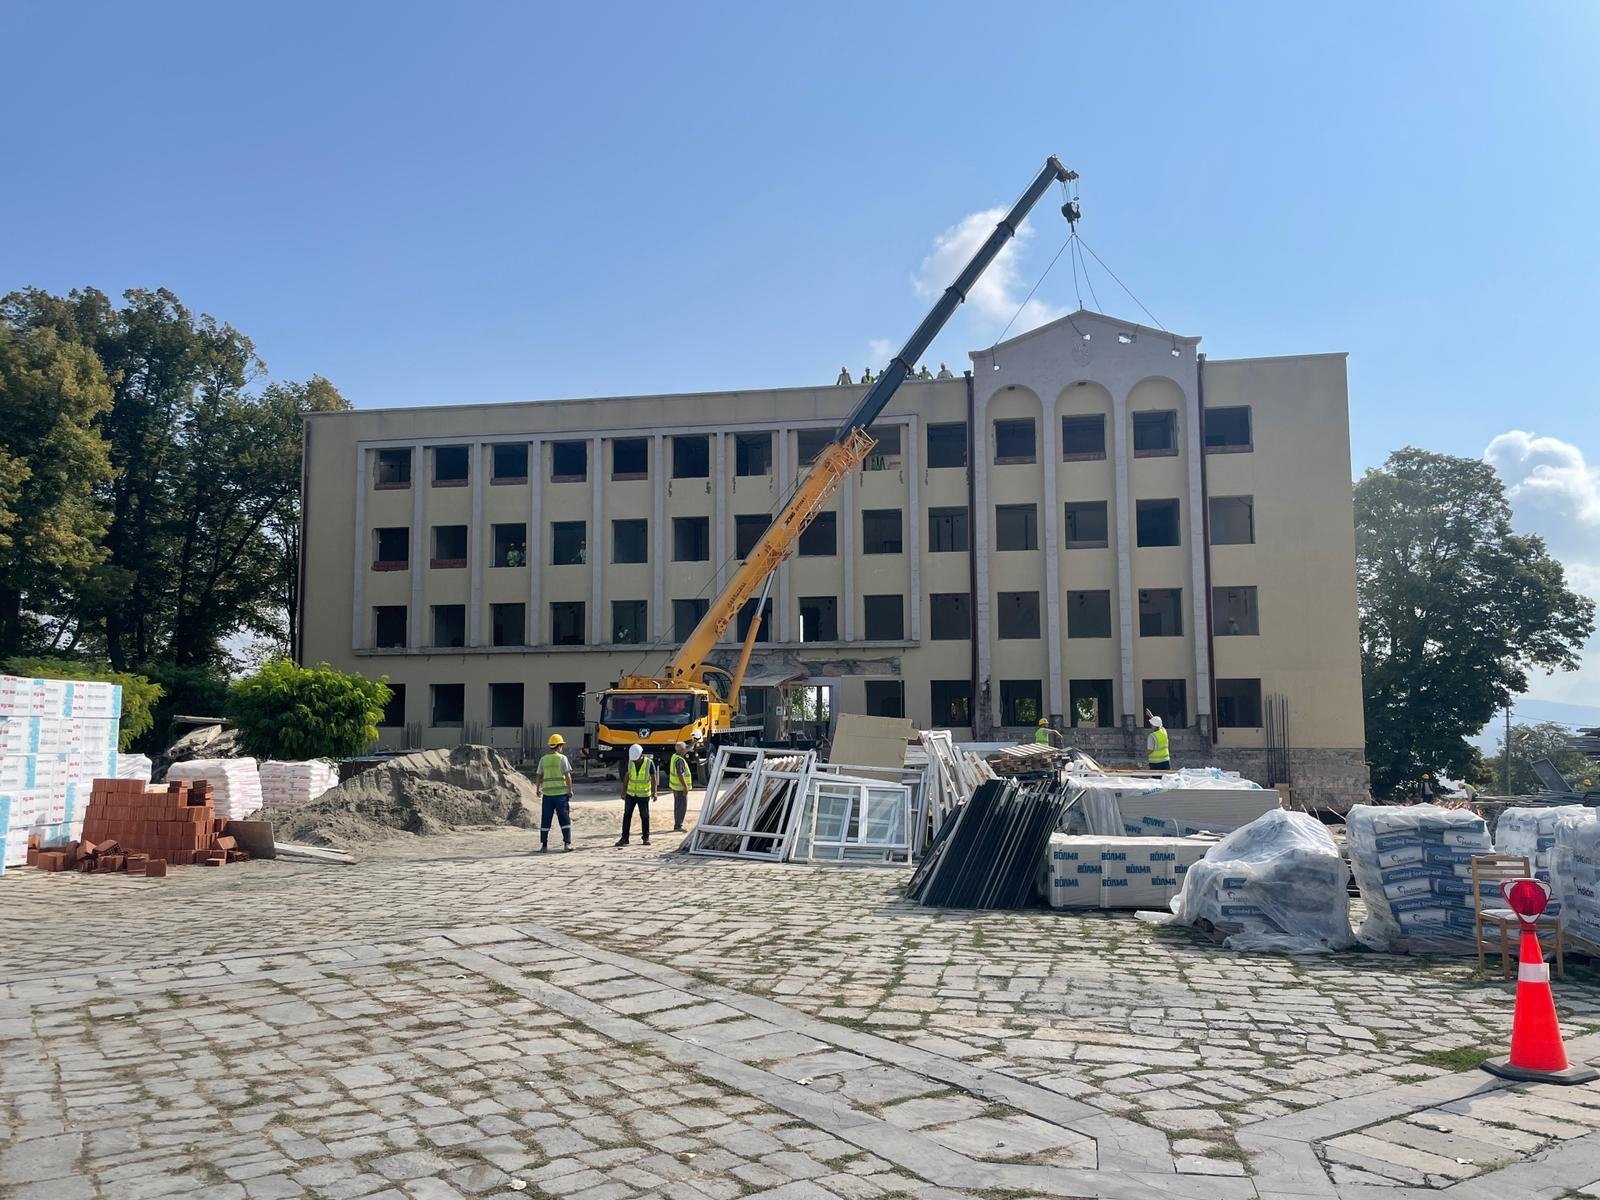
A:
[612, 437, 648, 480]
[431, 524, 467, 568]
[551, 440, 588, 482]
[433, 445, 469, 484]
[1062, 414, 1107, 459]
[1204, 406, 1252, 451]
[1132, 411, 1177, 455]
[735, 513, 771, 559]
[930, 680, 972, 727]
[373, 605, 407, 649]
[866, 424, 902, 457]
[862, 508, 903, 554]
[1000, 680, 1043, 726]
[928, 506, 969, 554]
[927, 421, 967, 469]
[491, 602, 525, 647]
[1216, 678, 1263, 727]
[379, 684, 406, 728]
[373, 526, 409, 569]
[551, 521, 587, 566]
[550, 601, 585, 646]
[672, 435, 710, 478]
[864, 680, 905, 719]
[1069, 679, 1115, 729]
[798, 511, 836, 556]
[929, 592, 970, 640]
[1067, 590, 1112, 639]
[1064, 501, 1108, 549]
[550, 682, 585, 727]
[612, 518, 648, 565]
[997, 591, 1040, 639]
[798, 596, 838, 642]
[611, 600, 647, 645]
[993, 417, 1036, 463]
[1138, 588, 1184, 637]
[1210, 495, 1255, 545]
[431, 604, 465, 648]
[735, 431, 772, 476]
[995, 503, 1038, 551]
[489, 682, 524, 729]
[1136, 499, 1181, 547]
[673, 516, 709, 562]
[797, 428, 831, 466]
[1143, 679, 1188, 729]
[1213, 586, 1260, 636]
[863, 595, 903, 641]
[491, 443, 528, 483]
[735, 597, 772, 643]
[673, 598, 709, 641]
[492, 523, 527, 568]
[430, 684, 464, 728]
[374, 448, 411, 488]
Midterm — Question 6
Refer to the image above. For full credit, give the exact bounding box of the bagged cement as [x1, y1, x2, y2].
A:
[1347, 804, 1494, 953]
[1550, 809, 1600, 945]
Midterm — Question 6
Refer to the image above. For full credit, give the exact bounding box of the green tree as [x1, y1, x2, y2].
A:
[228, 659, 390, 760]
[1355, 448, 1595, 796]
[1, 655, 162, 750]
[1491, 720, 1595, 795]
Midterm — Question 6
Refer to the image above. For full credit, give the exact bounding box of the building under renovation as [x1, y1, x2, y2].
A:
[298, 310, 1369, 807]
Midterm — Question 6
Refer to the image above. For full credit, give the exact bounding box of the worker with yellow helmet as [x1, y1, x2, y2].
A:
[535, 733, 574, 852]
[1034, 717, 1062, 747]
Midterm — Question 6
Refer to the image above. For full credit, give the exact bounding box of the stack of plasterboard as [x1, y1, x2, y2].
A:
[1071, 772, 1278, 839]
[259, 760, 340, 808]
[167, 757, 264, 821]
[1043, 834, 1214, 910]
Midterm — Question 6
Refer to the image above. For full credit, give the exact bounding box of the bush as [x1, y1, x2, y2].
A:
[228, 659, 390, 760]
[2, 656, 162, 750]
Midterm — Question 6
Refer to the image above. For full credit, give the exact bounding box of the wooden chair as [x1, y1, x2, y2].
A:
[1471, 854, 1565, 979]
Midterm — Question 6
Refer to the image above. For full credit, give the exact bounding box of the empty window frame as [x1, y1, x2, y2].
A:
[995, 503, 1038, 551]
[550, 601, 586, 646]
[491, 443, 528, 483]
[550, 440, 588, 482]
[431, 524, 467, 567]
[862, 509, 903, 554]
[928, 506, 969, 553]
[1136, 499, 1181, 547]
[798, 511, 836, 556]
[551, 521, 587, 565]
[927, 421, 967, 468]
[1142, 679, 1188, 729]
[735, 513, 771, 559]
[863, 595, 904, 641]
[491, 602, 525, 647]
[612, 518, 648, 564]
[1204, 406, 1252, 451]
[612, 437, 648, 480]
[372, 526, 409, 569]
[431, 683, 464, 728]
[373, 605, 407, 648]
[798, 596, 838, 642]
[1138, 588, 1184, 637]
[993, 417, 1036, 463]
[374, 448, 411, 488]
[612, 599, 647, 644]
[797, 428, 831, 466]
[1000, 680, 1043, 726]
[864, 680, 905, 719]
[673, 598, 709, 640]
[1069, 679, 1115, 728]
[491, 522, 527, 568]
[432, 445, 469, 484]
[672, 516, 710, 562]
[672, 434, 710, 478]
[1066, 590, 1112, 638]
[865, 424, 902, 456]
[735, 431, 772, 476]
[1132, 410, 1177, 455]
[1062, 414, 1107, 459]
[735, 597, 772, 643]
[997, 591, 1040, 639]
[549, 682, 585, 726]
[379, 684, 406, 728]
[929, 592, 970, 640]
[1210, 495, 1255, 545]
[1213, 585, 1260, 636]
[930, 680, 972, 727]
[488, 682, 524, 728]
[1064, 501, 1108, 548]
[431, 604, 466, 648]
[1216, 678, 1263, 727]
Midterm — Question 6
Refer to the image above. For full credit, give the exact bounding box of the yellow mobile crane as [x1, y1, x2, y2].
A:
[596, 156, 1077, 767]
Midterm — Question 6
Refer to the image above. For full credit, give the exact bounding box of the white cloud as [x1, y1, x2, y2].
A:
[913, 207, 1064, 337]
[866, 338, 894, 367]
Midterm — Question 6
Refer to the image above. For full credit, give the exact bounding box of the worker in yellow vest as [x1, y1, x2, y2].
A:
[616, 743, 657, 847]
[534, 733, 574, 852]
[1145, 710, 1172, 771]
[668, 741, 694, 832]
[1034, 718, 1062, 747]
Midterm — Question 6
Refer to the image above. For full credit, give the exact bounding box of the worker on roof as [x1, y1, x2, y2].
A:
[668, 741, 693, 832]
[836, 366, 852, 385]
[861, 368, 874, 384]
[534, 734, 574, 852]
[617, 743, 657, 847]
[917, 364, 933, 380]
[1146, 710, 1171, 772]
[936, 363, 954, 379]
[1034, 717, 1062, 747]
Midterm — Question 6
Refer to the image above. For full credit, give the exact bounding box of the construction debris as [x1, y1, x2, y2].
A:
[907, 777, 1073, 909]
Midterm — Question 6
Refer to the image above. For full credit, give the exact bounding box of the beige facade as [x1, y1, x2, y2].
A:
[299, 310, 1369, 806]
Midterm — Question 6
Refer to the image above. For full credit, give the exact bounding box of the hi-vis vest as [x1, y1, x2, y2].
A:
[1034, 726, 1052, 744]
[1148, 726, 1170, 765]
[626, 759, 654, 797]
[669, 753, 692, 791]
[540, 753, 569, 796]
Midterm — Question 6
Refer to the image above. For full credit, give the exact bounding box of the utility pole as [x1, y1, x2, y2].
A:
[1503, 706, 1512, 795]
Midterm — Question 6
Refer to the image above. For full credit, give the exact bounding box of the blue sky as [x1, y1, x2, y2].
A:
[3, 2, 1597, 707]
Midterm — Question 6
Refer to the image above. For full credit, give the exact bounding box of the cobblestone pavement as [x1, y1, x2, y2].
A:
[4, 807, 1600, 1198]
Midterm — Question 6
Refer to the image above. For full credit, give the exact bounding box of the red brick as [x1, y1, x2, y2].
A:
[143, 859, 167, 878]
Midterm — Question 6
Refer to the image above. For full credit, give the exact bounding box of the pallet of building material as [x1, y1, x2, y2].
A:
[1550, 809, 1600, 946]
[27, 778, 252, 875]
[1346, 804, 1496, 953]
[987, 743, 1063, 777]
[907, 777, 1073, 909]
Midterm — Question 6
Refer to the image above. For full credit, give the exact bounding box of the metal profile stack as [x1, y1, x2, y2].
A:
[907, 777, 1073, 909]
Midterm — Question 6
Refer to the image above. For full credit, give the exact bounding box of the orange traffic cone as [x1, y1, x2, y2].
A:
[1483, 922, 1597, 1084]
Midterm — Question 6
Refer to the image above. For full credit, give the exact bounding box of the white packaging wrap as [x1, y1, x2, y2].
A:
[1347, 804, 1495, 953]
[258, 760, 340, 808]
[1550, 809, 1600, 945]
[166, 757, 264, 820]
[115, 753, 154, 784]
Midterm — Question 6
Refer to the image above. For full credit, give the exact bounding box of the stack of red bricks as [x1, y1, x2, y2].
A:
[28, 778, 251, 877]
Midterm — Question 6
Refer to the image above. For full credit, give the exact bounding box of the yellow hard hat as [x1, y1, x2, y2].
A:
[1038, 718, 1048, 726]
[548, 733, 565, 746]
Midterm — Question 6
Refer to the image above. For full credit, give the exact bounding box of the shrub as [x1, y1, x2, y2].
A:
[2, 656, 161, 750]
[228, 659, 390, 760]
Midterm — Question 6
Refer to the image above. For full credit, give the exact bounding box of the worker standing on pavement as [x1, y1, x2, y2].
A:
[668, 741, 693, 832]
[617, 744, 657, 846]
[534, 734, 574, 852]
[1146, 710, 1172, 771]
[1034, 717, 1062, 747]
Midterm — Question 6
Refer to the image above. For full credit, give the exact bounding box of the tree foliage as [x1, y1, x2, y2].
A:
[1355, 448, 1596, 796]
[1491, 720, 1596, 795]
[2, 655, 162, 750]
[228, 659, 389, 761]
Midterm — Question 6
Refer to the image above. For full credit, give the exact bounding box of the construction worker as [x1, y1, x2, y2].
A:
[916, 364, 933, 380]
[534, 734, 574, 852]
[861, 368, 874, 384]
[936, 363, 954, 379]
[836, 366, 853, 385]
[617, 743, 657, 846]
[668, 741, 694, 832]
[1034, 718, 1062, 747]
[1145, 710, 1171, 771]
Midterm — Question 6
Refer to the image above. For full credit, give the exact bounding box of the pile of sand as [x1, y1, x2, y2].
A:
[267, 745, 538, 846]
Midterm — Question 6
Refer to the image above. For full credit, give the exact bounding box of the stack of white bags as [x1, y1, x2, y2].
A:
[1550, 809, 1600, 945]
[167, 757, 264, 821]
[259, 760, 340, 809]
[1347, 804, 1495, 952]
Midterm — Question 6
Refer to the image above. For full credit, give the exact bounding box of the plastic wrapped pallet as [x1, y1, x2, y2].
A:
[1044, 834, 1213, 909]
[1495, 805, 1587, 877]
[259, 760, 340, 808]
[1149, 809, 1352, 953]
[1346, 804, 1496, 953]
[166, 757, 263, 820]
[115, 753, 154, 784]
[1550, 809, 1600, 946]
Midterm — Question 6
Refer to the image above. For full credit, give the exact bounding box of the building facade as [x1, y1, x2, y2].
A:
[299, 310, 1369, 806]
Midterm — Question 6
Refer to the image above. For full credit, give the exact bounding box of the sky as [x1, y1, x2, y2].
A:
[3, 1, 1597, 710]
